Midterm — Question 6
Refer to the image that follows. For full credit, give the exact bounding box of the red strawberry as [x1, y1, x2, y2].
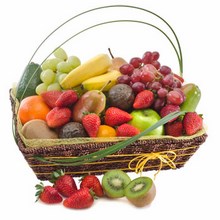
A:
[41, 90, 62, 108]
[133, 90, 154, 109]
[35, 182, 62, 204]
[51, 170, 77, 197]
[63, 187, 94, 209]
[160, 104, 180, 122]
[55, 90, 78, 107]
[82, 113, 101, 137]
[183, 112, 203, 135]
[46, 107, 71, 128]
[116, 123, 140, 137]
[165, 121, 183, 137]
[105, 107, 132, 126]
[80, 174, 104, 197]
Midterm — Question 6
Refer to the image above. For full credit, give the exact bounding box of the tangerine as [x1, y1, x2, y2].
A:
[18, 95, 51, 124]
[97, 125, 116, 137]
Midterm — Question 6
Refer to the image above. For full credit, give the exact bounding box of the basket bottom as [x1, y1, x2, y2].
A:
[26, 147, 199, 180]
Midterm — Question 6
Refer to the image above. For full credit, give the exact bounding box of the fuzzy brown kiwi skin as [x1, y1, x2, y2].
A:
[127, 183, 156, 207]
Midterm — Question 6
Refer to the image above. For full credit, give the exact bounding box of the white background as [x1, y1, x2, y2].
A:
[1, 0, 219, 219]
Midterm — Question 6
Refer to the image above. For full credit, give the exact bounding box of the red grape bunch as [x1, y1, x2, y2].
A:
[117, 51, 185, 112]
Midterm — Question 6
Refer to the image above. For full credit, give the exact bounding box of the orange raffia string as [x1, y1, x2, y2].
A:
[128, 151, 177, 179]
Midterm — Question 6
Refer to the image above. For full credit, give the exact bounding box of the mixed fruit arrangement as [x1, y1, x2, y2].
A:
[35, 169, 156, 209]
[15, 47, 203, 139]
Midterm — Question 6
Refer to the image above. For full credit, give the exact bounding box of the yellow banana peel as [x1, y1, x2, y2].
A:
[61, 54, 112, 89]
[82, 70, 122, 91]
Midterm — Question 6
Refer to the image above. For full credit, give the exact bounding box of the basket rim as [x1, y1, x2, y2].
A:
[16, 128, 207, 155]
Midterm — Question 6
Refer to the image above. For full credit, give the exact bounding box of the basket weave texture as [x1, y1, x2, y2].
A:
[10, 91, 207, 180]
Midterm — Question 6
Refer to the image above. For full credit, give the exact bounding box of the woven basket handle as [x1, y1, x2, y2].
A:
[27, 5, 183, 76]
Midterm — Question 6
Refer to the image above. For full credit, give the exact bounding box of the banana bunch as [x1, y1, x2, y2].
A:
[61, 54, 124, 91]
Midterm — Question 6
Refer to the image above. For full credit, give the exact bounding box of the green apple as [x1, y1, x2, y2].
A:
[129, 109, 164, 135]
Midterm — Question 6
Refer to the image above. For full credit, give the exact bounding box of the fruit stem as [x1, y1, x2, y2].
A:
[99, 80, 111, 93]
[108, 48, 114, 59]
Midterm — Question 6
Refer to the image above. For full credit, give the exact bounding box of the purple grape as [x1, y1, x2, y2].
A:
[150, 81, 162, 91]
[167, 90, 184, 105]
[130, 69, 142, 83]
[151, 51, 160, 61]
[157, 88, 168, 98]
[142, 51, 152, 64]
[153, 98, 166, 111]
[117, 75, 131, 85]
[162, 74, 174, 87]
[151, 60, 160, 70]
[140, 70, 155, 83]
[159, 65, 172, 76]
[130, 57, 142, 68]
[172, 79, 182, 88]
[119, 64, 134, 75]
[141, 64, 157, 74]
[132, 82, 146, 94]
[173, 88, 186, 102]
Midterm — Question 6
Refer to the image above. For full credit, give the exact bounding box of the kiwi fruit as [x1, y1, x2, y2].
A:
[102, 170, 131, 198]
[124, 176, 156, 207]
[22, 119, 58, 139]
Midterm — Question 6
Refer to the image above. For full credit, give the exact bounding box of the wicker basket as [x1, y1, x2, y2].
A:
[11, 5, 207, 181]
[10, 91, 207, 180]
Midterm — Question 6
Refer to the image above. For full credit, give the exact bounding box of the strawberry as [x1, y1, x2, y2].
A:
[165, 120, 183, 137]
[63, 187, 94, 209]
[46, 107, 71, 128]
[133, 90, 154, 109]
[41, 90, 62, 108]
[160, 104, 180, 122]
[35, 182, 62, 204]
[82, 113, 101, 137]
[183, 112, 203, 135]
[55, 90, 78, 107]
[80, 174, 104, 197]
[105, 107, 132, 126]
[50, 170, 77, 197]
[116, 123, 140, 137]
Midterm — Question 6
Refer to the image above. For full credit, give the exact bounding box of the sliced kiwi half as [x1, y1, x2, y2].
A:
[102, 170, 131, 198]
[124, 176, 156, 207]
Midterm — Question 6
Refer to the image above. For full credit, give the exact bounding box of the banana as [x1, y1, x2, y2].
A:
[61, 54, 112, 89]
[82, 70, 122, 91]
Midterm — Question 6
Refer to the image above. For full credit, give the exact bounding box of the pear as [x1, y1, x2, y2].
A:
[72, 90, 106, 122]
[108, 48, 127, 71]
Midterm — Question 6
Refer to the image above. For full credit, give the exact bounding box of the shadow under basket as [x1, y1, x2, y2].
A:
[10, 91, 207, 181]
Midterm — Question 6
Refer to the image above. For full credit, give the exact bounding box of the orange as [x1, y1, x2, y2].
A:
[97, 125, 116, 137]
[18, 95, 51, 124]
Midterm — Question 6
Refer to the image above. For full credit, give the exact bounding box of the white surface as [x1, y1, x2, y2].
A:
[1, 0, 219, 219]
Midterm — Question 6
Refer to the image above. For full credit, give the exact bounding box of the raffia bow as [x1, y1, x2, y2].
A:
[128, 151, 177, 179]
